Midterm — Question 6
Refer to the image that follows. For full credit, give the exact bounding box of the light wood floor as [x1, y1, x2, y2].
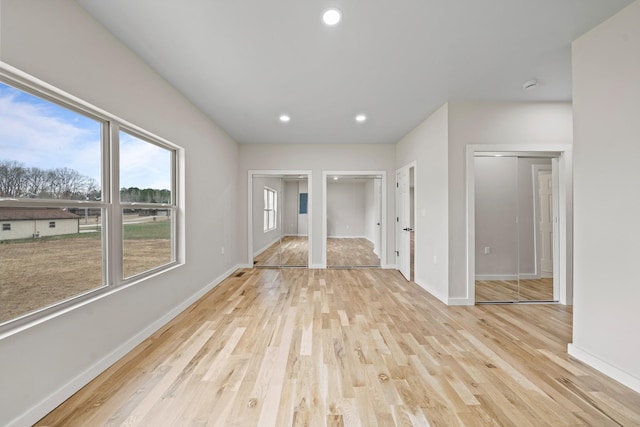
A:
[254, 236, 308, 267]
[327, 238, 380, 267]
[476, 278, 554, 302]
[37, 268, 640, 426]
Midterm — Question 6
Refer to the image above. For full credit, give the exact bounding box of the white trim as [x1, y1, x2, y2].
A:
[475, 273, 539, 281]
[475, 274, 518, 281]
[532, 164, 552, 279]
[447, 297, 474, 306]
[568, 344, 640, 394]
[0, 62, 183, 333]
[248, 170, 312, 268]
[253, 236, 282, 258]
[322, 170, 387, 269]
[6, 263, 242, 427]
[414, 278, 448, 304]
[395, 161, 417, 282]
[466, 144, 572, 306]
[262, 186, 278, 232]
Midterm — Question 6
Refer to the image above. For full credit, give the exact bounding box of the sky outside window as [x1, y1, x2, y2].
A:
[0, 81, 170, 192]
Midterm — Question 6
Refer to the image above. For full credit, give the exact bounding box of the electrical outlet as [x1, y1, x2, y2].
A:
[221, 247, 225, 254]
[484, 246, 491, 255]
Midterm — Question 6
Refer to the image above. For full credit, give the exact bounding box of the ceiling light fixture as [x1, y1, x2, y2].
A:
[333, 176, 339, 180]
[523, 79, 538, 90]
[355, 114, 367, 123]
[322, 8, 342, 26]
[279, 114, 291, 123]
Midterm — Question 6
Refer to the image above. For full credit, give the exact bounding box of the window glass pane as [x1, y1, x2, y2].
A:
[0, 207, 104, 324]
[0, 82, 102, 200]
[122, 208, 172, 278]
[120, 131, 172, 203]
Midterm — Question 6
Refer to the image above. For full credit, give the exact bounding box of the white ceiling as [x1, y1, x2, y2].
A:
[76, 0, 633, 145]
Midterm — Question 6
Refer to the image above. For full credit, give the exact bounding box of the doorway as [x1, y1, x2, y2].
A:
[248, 171, 311, 268]
[395, 162, 416, 281]
[322, 171, 386, 268]
[469, 149, 568, 304]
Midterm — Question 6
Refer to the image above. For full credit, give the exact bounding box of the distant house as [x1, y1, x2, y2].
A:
[0, 207, 80, 240]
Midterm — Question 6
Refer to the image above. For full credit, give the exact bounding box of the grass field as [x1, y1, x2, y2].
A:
[0, 218, 172, 324]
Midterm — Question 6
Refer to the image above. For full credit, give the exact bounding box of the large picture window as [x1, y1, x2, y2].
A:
[0, 66, 179, 328]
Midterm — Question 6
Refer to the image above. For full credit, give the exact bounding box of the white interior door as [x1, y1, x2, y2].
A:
[396, 167, 411, 280]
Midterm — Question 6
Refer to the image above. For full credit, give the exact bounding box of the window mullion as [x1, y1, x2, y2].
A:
[109, 123, 123, 286]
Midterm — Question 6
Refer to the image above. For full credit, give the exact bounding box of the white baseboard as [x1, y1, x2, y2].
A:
[253, 237, 281, 257]
[382, 263, 397, 270]
[413, 278, 449, 305]
[447, 297, 474, 306]
[9, 264, 242, 427]
[475, 274, 518, 281]
[475, 273, 540, 281]
[236, 263, 253, 269]
[568, 344, 640, 394]
[309, 263, 324, 269]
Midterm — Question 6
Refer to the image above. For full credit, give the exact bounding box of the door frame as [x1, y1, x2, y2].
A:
[466, 144, 572, 305]
[396, 162, 416, 280]
[248, 170, 312, 267]
[322, 170, 387, 269]
[532, 164, 553, 278]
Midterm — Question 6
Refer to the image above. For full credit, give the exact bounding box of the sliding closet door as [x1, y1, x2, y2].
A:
[474, 157, 519, 302]
[280, 178, 309, 267]
[252, 176, 283, 267]
[517, 157, 555, 302]
[326, 175, 381, 268]
[252, 174, 309, 268]
[475, 155, 558, 303]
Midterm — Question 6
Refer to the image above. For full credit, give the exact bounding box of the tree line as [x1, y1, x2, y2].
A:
[0, 160, 99, 200]
[120, 187, 171, 204]
[0, 160, 169, 203]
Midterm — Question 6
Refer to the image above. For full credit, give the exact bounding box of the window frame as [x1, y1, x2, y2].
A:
[0, 63, 182, 332]
[117, 126, 178, 279]
[263, 186, 277, 232]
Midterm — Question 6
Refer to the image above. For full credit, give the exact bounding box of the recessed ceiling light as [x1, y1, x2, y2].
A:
[323, 9, 342, 26]
[355, 114, 367, 122]
[279, 114, 290, 123]
[333, 176, 339, 180]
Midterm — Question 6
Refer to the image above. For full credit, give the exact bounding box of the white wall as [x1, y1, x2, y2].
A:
[570, 0, 640, 392]
[283, 181, 298, 236]
[327, 181, 366, 237]
[395, 104, 450, 302]
[0, 1, 239, 425]
[238, 143, 396, 268]
[396, 102, 572, 304]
